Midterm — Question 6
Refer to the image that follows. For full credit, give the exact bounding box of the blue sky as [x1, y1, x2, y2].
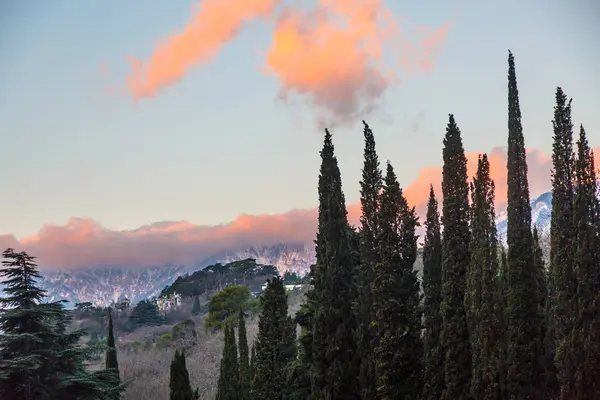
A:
[1, 0, 598, 239]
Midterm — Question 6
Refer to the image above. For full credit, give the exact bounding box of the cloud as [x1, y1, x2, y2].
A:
[126, 0, 279, 100]
[124, 0, 450, 125]
[3, 146, 591, 271]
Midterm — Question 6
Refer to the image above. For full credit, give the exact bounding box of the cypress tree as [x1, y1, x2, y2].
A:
[548, 87, 576, 399]
[439, 114, 472, 400]
[310, 129, 359, 399]
[191, 295, 201, 316]
[504, 50, 545, 398]
[422, 186, 445, 400]
[571, 125, 600, 398]
[373, 162, 423, 399]
[216, 321, 240, 400]
[468, 154, 503, 400]
[105, 309, 120, 376]
[252, 277, 296, 400]
[169, 349, 195, 400]
[356, 120, 382, 400]
[238, 306, 251, 400]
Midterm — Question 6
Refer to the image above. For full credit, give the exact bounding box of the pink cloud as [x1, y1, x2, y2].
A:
[2, 146, 596, 270]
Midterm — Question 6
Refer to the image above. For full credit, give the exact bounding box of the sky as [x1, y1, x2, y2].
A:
[0, 0, 598, 269]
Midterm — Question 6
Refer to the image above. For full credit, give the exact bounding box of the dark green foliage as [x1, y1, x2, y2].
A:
[169, 349, 195, 400]
[205, 285, 253, 331]
[372, 162, 423, 399]
[252, 277, 296, 400]
[467, 154, 504, 400]
[217, 322, 240, 400]
[422, 186, 445, 400]
[310, 129, 359, 399]
[282, 271, 304, 285]
[571, 126, 600, 398]
[191, 295, 201, 316]
[504, 50, 545, 399]
[548, 87, 577, 399]
[0, 248, 123, 400]
[439, 114, 472, 400]
[288, 282, 314, 400]
[128, 299, 163, 329]
[105, 309, 120, 380]
[238, 306, 251, 400]
[161, 258, 278, 297]
[355, 120, 382, 400]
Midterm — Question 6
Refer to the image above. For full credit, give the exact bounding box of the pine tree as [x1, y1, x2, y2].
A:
[191, 295, 201, 316]
[547, 87, 576, 399]
[0, 248, 123, 400]
[422, 186, 445, 400]
[252, 277, 296, 400]
[216, 321, 240, 400]
[238, 306, 251, 400]
[373, 162, 423, 399]
[468, 154, 503, 400]
[504, 50, 545, 398]
[571, 125, 600, 398]
[169, 349, 195, 400]
[439, 114, 472, 400]
[310, 129, 359, 399]
[105, 309, 120, 375]
[356, 120, 382, 400]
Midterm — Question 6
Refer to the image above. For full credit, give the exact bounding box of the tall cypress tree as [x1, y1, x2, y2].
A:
[439, 114, 472, 400]
[310, 129, 359, 399]
[191, 295, 201, 316]
[373, 162, 423, 399]
[252, 277, 296, 400]
[504, 50, 545, 398]
[216, 321, 240, 400]
[169, 349, 195, 400]
[238, 306, 251, 400]
[548, 86, 576, 399]
[105, 309, 120, 376]
[422, 186, 445, 400]
[571, 125, 600, 398]
[356, 120, 382, 400]
[468, 154, 503, 400]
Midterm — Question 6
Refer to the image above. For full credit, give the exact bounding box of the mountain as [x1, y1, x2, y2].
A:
[14, 192, 553, 308]
[37, 243, 317, 307]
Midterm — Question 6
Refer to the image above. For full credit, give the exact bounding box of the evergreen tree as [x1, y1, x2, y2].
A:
[504, 50, 545, 398]
[169, 349, 195, 400]
[468, 154, 503, 400]
[238, 306, 251, 400]
[252, 277, 296, 400]
[191, 295, 201, 316]
[216, 321, 240, 400]
[373, 162, 423, 399]
[548, 87, 576, 399]
[439, 114, 472, 400]
[571, 126, 600, 398]
[422, 186, 445, 400]
[356, 120, 382, 400]
[105, 309, 119, 375]
[310, 129, 359, 399]
[0, 248, 123, 400]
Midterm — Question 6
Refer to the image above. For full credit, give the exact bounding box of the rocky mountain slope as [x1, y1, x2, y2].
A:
[30, 191, 553, 307]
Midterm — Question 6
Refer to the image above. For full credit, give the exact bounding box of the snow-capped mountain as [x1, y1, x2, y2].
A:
[496, 190, 553, 243]
[37, 243, 317, 307]
[19, 193, 554, 308]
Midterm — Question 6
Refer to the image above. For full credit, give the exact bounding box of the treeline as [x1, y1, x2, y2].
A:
[213, 51, 600, 400]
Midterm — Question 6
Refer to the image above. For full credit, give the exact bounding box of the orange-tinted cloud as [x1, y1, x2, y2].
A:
[4, 146, 595, 270]
[126, 0, 279, 100]
[264, 0, 450, 126]
[125, 0, 450, 125]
